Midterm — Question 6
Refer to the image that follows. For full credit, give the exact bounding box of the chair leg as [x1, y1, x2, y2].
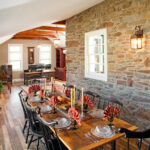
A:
[28, 135, 34, 149]
[137, 138, 142, 150]
[111, 141, 116, 150]
[148, 145, 150, 150]
[26, 124, 30, 143]
[36, 137, 40, 150]
[127, 138, 130, 150]
[22, 120, 27, 134]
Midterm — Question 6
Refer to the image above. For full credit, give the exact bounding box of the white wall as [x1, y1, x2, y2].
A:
[0, 39, 56, 79]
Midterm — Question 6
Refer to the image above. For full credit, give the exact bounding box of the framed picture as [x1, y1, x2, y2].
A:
[28, 47, 34, 64]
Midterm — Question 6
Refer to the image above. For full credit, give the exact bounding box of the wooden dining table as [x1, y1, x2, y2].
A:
[28, 93, 138, 150]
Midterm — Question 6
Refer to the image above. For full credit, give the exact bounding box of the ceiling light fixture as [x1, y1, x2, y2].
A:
[54, 25, 60, 45]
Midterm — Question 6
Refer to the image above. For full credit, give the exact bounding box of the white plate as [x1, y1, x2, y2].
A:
[53, 118, 71, 129]
[40, 105, 52, 113]
[30, 96, 41, 102]
[91, 125, 115, 138]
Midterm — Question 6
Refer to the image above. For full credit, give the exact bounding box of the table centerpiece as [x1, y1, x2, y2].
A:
[49, 96, 58, 113]
[28, 85, 41, 96]
[68, 107, 81, 129]
[80, 95, 94, 113]
[103, 105, 120, 127]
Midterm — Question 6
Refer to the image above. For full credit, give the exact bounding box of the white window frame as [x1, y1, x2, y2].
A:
[38, 44, 51, 64]
[8, 44, 23, 71]
[85, 28, 107, 81]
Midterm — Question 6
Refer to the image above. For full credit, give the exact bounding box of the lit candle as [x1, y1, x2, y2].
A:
[51, 77, 53, 92]
[74, 85, 76, 106]
[53, 78, 56, 92]
[71, 88, 73, 107]
[45, 79, 47, 91]
[81, 87, 84, 114]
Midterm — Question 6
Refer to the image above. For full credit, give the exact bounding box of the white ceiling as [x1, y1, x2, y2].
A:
[0, 0, 104, 41]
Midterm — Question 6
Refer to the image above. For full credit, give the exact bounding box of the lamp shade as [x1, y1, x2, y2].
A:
[131, 26, 143, 49]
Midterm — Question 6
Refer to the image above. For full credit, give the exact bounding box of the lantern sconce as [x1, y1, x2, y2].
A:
[131, 26, 143, 49]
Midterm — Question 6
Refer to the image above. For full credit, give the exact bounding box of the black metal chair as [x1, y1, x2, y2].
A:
[119, 128, 150, 150]
[24, 103, 44, 150]
[18, 90, 29, 143]
[62, 84, 74, 93]
[63, 84, 82, 101]
[37, 114, 68, 150]
[95, 95, 123, 110]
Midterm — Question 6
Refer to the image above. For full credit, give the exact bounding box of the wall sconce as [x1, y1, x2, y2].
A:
[131, 26, 143, 49]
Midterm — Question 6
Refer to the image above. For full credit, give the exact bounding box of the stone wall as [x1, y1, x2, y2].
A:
[66, 0, 150, 129]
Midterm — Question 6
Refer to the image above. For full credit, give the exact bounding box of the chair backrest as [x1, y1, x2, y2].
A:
[36, 114, 64, 150]
[18, 90, 28, 119]
[119, 128, 150, 150]
[24, 103, 40, 133]
[96, 95, 123, 110]
[62, 84, 74, 93]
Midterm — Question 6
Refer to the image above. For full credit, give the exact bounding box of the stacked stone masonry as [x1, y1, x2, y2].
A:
[66, 0, 150, 129]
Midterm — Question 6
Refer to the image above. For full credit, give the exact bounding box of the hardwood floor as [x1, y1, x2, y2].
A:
[0, 85, 148, 150]
[0, 86, 43, 150]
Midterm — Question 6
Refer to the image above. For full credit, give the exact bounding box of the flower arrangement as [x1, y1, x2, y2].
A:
[68, 107, 81, 129]
[80, 95, 94, 112]
[103, 105, 120, 126]
[49, 96, 58, 113]
[39, 89, 45, 100]
[65, 88, 71, 98]
[28, 85, 41, 96]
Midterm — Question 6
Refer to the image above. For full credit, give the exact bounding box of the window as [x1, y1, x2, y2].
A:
[8, 44, 23, 71]
[39, 45, 51, 64]
[85, 28, 107, 81]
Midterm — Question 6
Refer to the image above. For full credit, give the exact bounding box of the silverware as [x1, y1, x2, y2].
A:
[85, 133, 95, 143]
[87, 132, 98, 142]
[85, 132, 98, 143]
[58, 126, 71, 132]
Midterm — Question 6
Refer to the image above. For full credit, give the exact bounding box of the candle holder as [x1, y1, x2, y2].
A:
[70, 119, 78, 130]
[80, 112, 84, 120]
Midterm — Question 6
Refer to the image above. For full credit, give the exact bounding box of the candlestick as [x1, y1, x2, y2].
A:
[52, 78, 55, 92]
[45, 79, 47, 91]
[50, 77, 53, 92]
[81, 87, 84, 119]
[71, 88, 73, 107]
[74, 85, 76, 106]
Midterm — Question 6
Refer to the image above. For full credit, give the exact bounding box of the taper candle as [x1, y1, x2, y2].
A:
[45, 79, 47, 91]
[53, 78, 55, 92]
[71, 88, 73, 107]
[50, 77, 53, 92]
[81, 87, 84, 114]
[74, 85, 76, 106]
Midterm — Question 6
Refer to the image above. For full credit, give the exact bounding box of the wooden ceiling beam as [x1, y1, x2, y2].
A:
[12, 37, 49, 40]
[53, 20, 66, 25]
[18, 30, 55, 35]
[13, 34, 56, 38]
[18, 29, 64, 36]
[35, 26, 66, 31]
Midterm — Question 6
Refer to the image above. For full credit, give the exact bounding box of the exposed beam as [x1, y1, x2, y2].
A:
[35, 26, 66, 31]
[12, 37, 49, 40]
[19, 30, 55, 35]
[14, 34, 56, 38]
[53, 20, 66, 25]
[20, 29, 64, 36]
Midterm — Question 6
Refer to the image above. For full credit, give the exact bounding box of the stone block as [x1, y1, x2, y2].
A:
[66, 41, 79, 47]
[117, 80, 126, 86]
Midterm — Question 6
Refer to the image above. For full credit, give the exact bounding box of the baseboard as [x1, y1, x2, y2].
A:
[13, 78, 24, 83]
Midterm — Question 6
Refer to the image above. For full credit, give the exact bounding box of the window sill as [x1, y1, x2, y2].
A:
[85, 74, 107, 82]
